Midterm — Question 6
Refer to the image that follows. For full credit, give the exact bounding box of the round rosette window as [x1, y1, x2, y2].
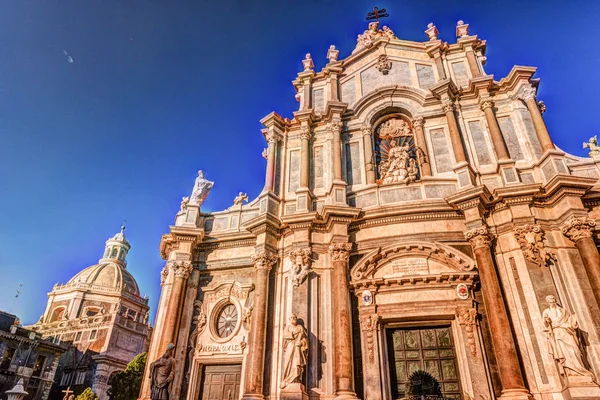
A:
[215, 303, 239, 339]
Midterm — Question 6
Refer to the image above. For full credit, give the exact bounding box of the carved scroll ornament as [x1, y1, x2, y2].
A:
[456, 308, 478, 356]
[252, 251, 278, 270]
[359, 314, 379, 362]
[289, 248, 312, 287]
[465, 227, 493, 250]
[513, 225, 556, 267]
[328, 243, 353, 262]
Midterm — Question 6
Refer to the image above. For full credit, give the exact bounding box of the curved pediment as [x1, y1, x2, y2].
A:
[351, 242, 476, 281]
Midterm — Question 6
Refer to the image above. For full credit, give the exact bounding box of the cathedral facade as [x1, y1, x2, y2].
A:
[141, 19, 600, 400]
[29, 227, 151, 400]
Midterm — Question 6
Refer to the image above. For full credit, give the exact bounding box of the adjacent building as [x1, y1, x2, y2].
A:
[29, 227, 151, 400]
[141, 18, 600, 400]
[0, 311, 66, 400]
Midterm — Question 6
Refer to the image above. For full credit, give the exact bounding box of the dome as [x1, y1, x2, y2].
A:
[67, 262, 140, 296]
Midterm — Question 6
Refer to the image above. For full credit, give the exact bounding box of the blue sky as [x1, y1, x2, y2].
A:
[1, 0, 599, 324]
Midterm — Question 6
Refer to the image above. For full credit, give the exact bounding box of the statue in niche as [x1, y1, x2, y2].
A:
[280, 314, 309, 389]
[378, 139, 417, 184]
[150, 343, 176, 400]
[583, 135, 600, 157]
[289, 249, 312, 287]
[189, 170, 214, 206]
[542, 295, 595, 378]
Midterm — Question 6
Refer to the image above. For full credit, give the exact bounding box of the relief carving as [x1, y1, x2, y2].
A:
[514, 225, 556, 267]
[242, 306, 253, 330]
[456, 308, 478, 356]
[359, 314, 379, 362]
[376, 54, 392, 75]
[168, 261, 194, 279]
[188, 300, 206, 363]
[289, 248, 312, 287]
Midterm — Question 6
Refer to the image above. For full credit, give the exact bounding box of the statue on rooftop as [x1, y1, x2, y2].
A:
[233, 192, 248, 206]
[189, 170, 214, 206]
[583, 136, 600, 157]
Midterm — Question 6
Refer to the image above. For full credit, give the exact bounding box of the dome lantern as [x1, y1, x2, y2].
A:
[100, 224, 131, 266]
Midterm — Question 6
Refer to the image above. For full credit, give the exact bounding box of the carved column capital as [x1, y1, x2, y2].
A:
[328, 242, 353, 262]
[465, 227, 493, 250]
[168, 260, 194, 279]
[442, 100, 455, 113]
[455, 308, 478, 356]
[252, 250, 278, 270]
[412, 116, 425, 128]
[327, 121, 343, 136]
[361, 125, 372, 137]
[479, 98, 494, 111]
[265, 129, 282, 144]
[561, 217, 596, 242]
[518, 86, 536, 102]
[299, 127, 312, 141]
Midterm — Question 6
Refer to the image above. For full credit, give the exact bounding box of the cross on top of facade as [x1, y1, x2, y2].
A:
[366, 6, 389, 22]
[62, 387, 74, 400]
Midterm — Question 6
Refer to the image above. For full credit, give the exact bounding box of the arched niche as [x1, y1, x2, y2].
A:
[353, 86, 427, 123]
[351, 242, 476, 282]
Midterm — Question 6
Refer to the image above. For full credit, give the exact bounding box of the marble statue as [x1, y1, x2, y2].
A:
[179, 196, 189, 213]
[379, 140, 417, 184]
[233, 192, 248, 206]
[542, 295, 594, 378]
[189, 170, 214, 206]
[583, 135, 600, 157]
[150, 343, 176, 400]
[280, 314, 309, 389]
[289, 249, 311, 287]
[382, 25, 396, 40]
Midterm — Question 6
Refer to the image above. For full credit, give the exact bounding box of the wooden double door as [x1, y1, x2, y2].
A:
[200, 364, 242, 400]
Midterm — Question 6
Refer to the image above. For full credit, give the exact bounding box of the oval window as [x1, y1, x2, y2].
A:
[215, 303, 238, 338]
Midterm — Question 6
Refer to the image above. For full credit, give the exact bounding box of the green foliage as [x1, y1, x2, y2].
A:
[107, 352, 147, 400]
[76, 387, 98, 400]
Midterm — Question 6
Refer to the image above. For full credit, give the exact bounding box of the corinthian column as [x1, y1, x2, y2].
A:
[361, 126, 376, 184]
[329, 121, 343, 182]
[561, 217, 600, 309]
[299, 127, 311, 189]
[163, 261, 193, 345]
[442, 100, 467, 164]
[412, 117, 431, 177]
[328, 243, 358, 400]
[521, 88, 554, 152]
[480, 99, 510, 161]
[264, 130, 281, 192]
[465, 227, 530, 399]
[242, 251, 277, 400]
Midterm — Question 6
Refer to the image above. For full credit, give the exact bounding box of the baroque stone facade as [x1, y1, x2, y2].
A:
[141, 18, 600, 400]
[28, 227, 151, 400]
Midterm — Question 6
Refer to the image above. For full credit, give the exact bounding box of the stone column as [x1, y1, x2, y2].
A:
[521, 88, 554, 152]
[162, 261, 194, 347]
[361, 126, 376, 184]
[328, 243, 358, 400]
[442, 100, 467, 164]
[242, 251, 278, 400]
[264, 131, 280, 192]
[480, 99, 510, 161]
[465, 228, 530, 399]
[299, 127, 311, 189]
[329, 121, 344, 182]
[412, 117, 432, 177]
[561, 217, 600, 309]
